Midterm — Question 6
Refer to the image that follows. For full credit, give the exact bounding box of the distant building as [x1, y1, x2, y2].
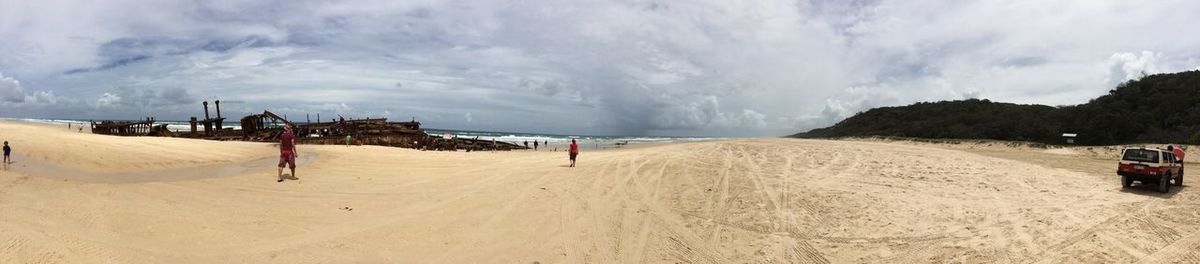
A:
[1062, 133, 1078, 144]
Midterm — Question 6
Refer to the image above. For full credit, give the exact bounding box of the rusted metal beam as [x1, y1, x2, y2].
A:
[92, 106, 528, 152]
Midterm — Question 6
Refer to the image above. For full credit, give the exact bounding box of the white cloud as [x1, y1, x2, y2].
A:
[317, 103, 352, 114]
[464, 112, 473, 123]
[647, 96, 769, 133]
[25, 91, 58, 105]
[0, 72, 23, 103]
[731, 109, 767, 129]
[651, 96, 724, 130]
[1107, 51, 1161, 87]
[816, 85, 902, 123]
[97, 93, 122, 107]
[0, 73, 63, 106]
[2, 1, 1200, 136]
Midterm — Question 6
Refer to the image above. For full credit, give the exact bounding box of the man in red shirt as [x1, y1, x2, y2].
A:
[278, 124, 298, 182]
[568, 139, 579, 167]
[1171, 145, 1186, 162]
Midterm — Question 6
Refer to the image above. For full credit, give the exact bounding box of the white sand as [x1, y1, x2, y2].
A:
[1, 121, 1198, 263]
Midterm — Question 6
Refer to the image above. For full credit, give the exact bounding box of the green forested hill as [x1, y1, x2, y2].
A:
[792, 70, 1200, 145]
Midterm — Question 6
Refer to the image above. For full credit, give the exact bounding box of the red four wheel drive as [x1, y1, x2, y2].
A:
[1118, 147, 1183, 193]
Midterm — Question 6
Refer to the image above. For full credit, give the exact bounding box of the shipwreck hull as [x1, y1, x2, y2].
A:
[90, 102, 527, 151]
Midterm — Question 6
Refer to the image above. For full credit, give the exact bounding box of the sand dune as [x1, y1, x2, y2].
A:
[2, 121, 1199, 263]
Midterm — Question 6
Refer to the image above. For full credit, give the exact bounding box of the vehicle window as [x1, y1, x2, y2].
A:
[1122, 149, 1160, 163]
[1166, 153, 1175, 163]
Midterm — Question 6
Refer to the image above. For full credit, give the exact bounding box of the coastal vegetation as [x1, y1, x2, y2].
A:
[793, 70, 1200, 145]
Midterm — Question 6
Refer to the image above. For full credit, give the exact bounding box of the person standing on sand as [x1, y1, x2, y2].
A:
[569, 139, 579, 167]
[1170, 145, 1185, 161]
[3, 141, 11, 169]
[534, 140, 539, 151]
[278, 124, 298, 182]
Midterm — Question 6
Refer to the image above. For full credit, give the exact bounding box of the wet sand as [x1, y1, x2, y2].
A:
[2, 121, 1200, 263]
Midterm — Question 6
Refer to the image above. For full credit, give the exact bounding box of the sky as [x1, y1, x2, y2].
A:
[2, 0, 1200, 137]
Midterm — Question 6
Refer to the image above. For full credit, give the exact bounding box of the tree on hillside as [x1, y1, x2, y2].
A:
[793, 70, 1200, 145]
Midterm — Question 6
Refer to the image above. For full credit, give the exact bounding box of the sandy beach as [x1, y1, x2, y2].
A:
[2, 121, 1199, 263]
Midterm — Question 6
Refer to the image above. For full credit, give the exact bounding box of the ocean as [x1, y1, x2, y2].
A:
[8, 118, 718, 149]
[423, 129, 719, 149]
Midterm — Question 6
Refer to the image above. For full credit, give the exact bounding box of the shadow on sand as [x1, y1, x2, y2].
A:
[279, 173, 300, 182]
[1119, 182, 1183, 198]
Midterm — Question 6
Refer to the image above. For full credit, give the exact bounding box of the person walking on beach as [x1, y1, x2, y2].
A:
[2, 141, 10, 169]
[524, 140, 529, 150]
[569, 139, 579, 167]
[278, 124, 298, 182]
[534, 140, 539, 151]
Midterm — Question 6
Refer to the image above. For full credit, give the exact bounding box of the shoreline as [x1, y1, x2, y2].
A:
[1, 118, 719, 150]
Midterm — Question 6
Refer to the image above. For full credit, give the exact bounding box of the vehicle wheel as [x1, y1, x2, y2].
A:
[1160, 174, 1171, 193]
[1123, 175, 1133, 188]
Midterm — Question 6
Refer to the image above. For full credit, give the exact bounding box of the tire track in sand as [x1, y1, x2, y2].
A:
[740, 145, 831, 263]
[1136, 227, 1200, 263]
[705, 143, 832, 263]
[627, 156, 671, 263]
[614, 147, 729, 263]
[777, 146, 832, 264]
[1030, 198, 1155, 260]
[705, 143, 736, 245]
[561, 152, 629, 263]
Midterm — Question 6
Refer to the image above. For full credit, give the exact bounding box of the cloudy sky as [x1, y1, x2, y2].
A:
[2, 0, 1199, 136]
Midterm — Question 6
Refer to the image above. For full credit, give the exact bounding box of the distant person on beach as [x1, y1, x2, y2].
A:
[278, 124, 298, 182]
[569, 139, 579, 167]
[3, 141, 10, 169]
[534, 140, 539, 151]
[345, 134, 352, 147]
[524, 140, 529, 150]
